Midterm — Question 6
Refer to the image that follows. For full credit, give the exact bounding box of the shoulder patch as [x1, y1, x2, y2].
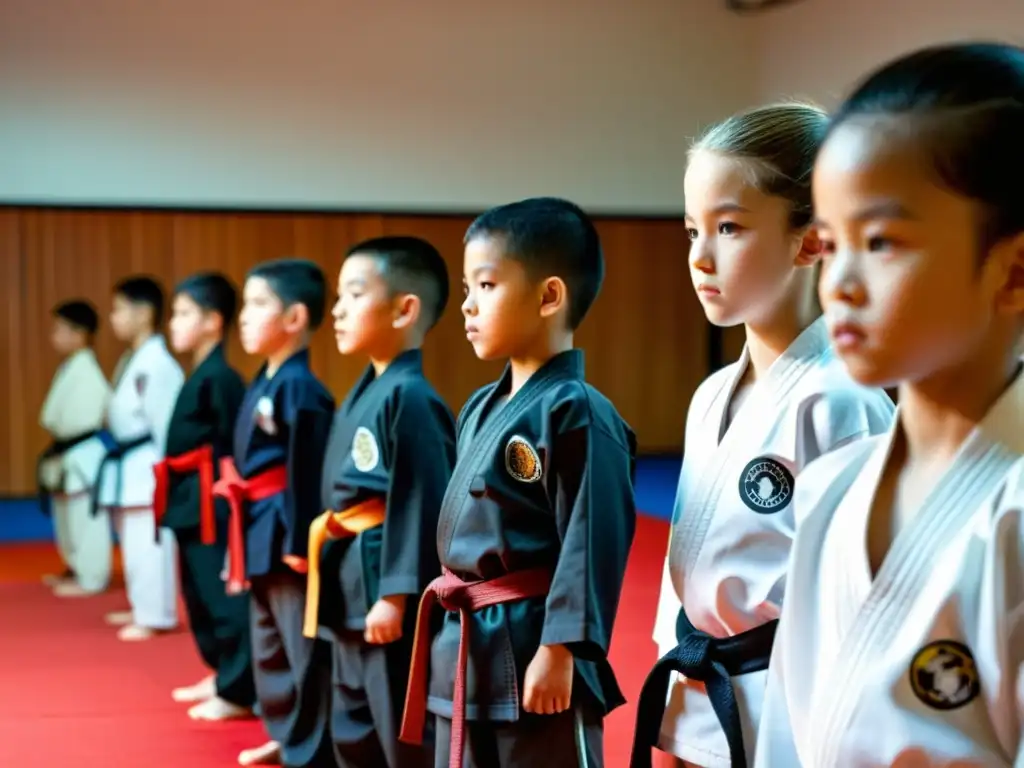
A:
[255, 395, 277, 435]
[352, 426, 380, 472]
[738, 456, 794, 514]
[505, 435, 542, 483]
[909, 640, 980, 711]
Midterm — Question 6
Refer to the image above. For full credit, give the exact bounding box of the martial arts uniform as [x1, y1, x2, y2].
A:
[87, 335, 184, 629]
[634, 318, 894, 768]
[305, 349, 456, 768]
[754, 371, 1024, 767]
[215, 349, 335, 768]
[401, 349, 637, 768]
[154, 344, 255, 708]
[37, 347, 112, 592]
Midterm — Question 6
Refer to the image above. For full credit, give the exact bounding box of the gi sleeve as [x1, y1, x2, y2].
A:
[539, 413, 638, 660]
[751, 616, 801, 768]
[378, 389, 456, 598]
[281, 381, 335, 560]
[207, 371, 246, 449]
[795, 388, 894, 467]
[142, 358, 185, 458]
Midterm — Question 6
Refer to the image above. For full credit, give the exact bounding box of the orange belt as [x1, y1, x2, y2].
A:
[399, 567, 554, 768]
[211, 458, 288, 593]
[302, 498, 387, 638]
[152, 445, 216, 544]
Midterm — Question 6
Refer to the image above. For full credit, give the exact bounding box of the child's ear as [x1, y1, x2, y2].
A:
[794, 227, 823, 267]
[538, 276, 568, 319]
[990, 230, 1024, 316]
[282, 302, 310, 334]
[392, 293, 421, 330]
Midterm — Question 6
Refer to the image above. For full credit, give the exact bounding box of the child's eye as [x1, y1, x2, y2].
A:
[479, 282, 495, 290]
[718, 221, 740, 236]
[867, 235, 893, 252]
[686, 228, 698, 241]
[819, 238, 836, 256]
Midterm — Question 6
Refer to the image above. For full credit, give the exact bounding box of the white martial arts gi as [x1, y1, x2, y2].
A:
[38, 347, 112, 592]
[651, 318, 895, 767]
[81, 335, 184, 629]
[755, 372, 1024, 768]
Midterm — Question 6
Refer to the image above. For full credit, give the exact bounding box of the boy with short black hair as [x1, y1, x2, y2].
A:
[213, 258, 336, 768]
[38, 299, 112, 596]
[400, 198, 638, 768]
[303, 236, 456, 768]
[155, 272, 255, 722]
[93, 276, 185, 640]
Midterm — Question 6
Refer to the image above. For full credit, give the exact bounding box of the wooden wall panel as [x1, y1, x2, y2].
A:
[0, 207, 707, 495]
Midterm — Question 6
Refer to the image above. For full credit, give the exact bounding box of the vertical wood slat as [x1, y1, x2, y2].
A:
[0, 206, 706, 495]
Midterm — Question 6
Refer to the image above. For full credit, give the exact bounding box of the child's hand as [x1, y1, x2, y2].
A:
[364, 595, 406, 645]
[522, 643, 573, 715]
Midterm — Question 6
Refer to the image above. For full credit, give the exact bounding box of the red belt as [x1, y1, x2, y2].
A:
[152, 445, 215, 544]
[211, 458, 288, 593]
[399, 567, 553, 768]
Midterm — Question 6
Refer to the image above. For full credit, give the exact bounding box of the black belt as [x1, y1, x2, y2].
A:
[89, 432, 153, 517]
[35, 430, 101, 516]
[629, 606, 778, 768]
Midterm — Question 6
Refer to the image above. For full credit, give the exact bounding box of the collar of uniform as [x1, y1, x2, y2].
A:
[259, 346, 310, 380]
[975, 364, 1024, 454]
[493, 348, 585, 396]
[382, 348, 423, 376]
[193, 342, 225, 376]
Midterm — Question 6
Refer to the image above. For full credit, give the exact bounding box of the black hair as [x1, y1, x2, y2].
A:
[464, 197, 603, 330]
[345, 236, 450, 330]
[175, 272, 239, 331]
[113, 276, 165, 327]
[827, 42, 1024, 252]
[53, 299, 99, 336]
[247, 258, 327, 330]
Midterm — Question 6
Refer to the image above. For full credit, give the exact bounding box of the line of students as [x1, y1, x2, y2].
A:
[34, 40, 1024, 768]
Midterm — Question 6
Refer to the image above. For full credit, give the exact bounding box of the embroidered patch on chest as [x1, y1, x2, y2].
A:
[505, 436, 542, 483]
[908, 640, 980, 711]
[255, 396, 277, 435]
[351, 427, 380, 472]
[737, 456, 794, 514]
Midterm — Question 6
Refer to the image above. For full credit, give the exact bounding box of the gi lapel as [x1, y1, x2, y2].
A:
[437, 350, 583, 557]
[812, 375, 1024, 767]
[673, 319, 832, 579]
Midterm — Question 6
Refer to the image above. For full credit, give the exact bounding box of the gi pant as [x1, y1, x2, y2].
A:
[113, 508, 178, 629]
[434, 705, 604, 768]
[332, 630, 431, 768]
[249, 570, 334, 768]
[55, 494, 112, 593]
[176, 527, 255, 706]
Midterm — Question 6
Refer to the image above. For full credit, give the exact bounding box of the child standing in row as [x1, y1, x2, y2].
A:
[756, 42, 1024, 767]
[158, 272, 256, 721]
[305, 236, 457, 767]
[633, 103, 894, 768]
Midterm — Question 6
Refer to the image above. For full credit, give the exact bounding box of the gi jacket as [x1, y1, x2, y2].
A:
[427, 349, 638, 722]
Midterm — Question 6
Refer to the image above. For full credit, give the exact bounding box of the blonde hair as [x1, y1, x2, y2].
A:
[690, 101, 829, 228]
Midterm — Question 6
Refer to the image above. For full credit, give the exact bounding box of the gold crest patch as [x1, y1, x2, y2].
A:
[351, 427, 380, 472]
[505, 436, 542, 483]
[909, 640, 980, 711]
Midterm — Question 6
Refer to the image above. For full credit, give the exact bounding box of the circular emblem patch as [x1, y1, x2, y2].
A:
[909, 640, 980, 711]
[505, 436, 542, 483]
[255, 396, 277, 435]
[351, 427, 380, 473]
[738, 456, 794, 514]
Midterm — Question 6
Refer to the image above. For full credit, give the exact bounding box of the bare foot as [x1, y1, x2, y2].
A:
[172, 675, 216, 703]
[53, 582, 100, 598]
[42, 569, 74, 587]
[104, 610, 134, 626]
[238, 740, 280, 766]
[188, 696, 253, 721]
